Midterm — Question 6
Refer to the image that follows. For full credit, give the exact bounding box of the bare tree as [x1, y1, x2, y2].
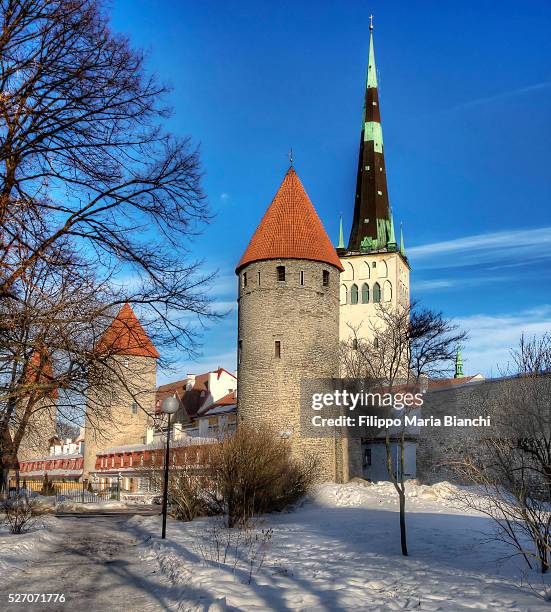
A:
[340, 301, 467, 556]
[450, 333, 551, 573]
[0, 0, 219, 486]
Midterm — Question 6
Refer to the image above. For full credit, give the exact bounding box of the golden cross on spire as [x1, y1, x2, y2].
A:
[369, 14, 374, 31]
[288, 148, 294, 166]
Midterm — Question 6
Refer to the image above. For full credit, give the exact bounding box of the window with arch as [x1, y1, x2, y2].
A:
[350, 284, 359, 305]
[343, 261, 354, 281]
[373, 282, 381, 303]
[361, 283, 369, 304]
[276, 265, 285, 281]
[359, 261, 371, 279]
[340, 284, 348, 305]
[384, 280, 392, 302]
[378, 260, 388, 278]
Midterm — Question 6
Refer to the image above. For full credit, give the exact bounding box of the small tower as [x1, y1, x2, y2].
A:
[83, 303, 159, 479]
[454, 347, 464, 379]
[236, 167, 349, 480]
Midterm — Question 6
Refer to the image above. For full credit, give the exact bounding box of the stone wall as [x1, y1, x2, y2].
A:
[14, 398, 57, 462]
[83, 355, 157, 477]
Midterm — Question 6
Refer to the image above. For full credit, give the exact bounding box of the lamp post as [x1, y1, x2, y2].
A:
[161, 396, 179, 539]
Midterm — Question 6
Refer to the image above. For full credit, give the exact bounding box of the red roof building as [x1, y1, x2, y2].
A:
[237, 167, 344, 272]
[96, 303, 160, 359]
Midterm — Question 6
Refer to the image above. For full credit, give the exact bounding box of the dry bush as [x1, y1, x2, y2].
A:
[2, 494, 38, 534]
[142, 464, 216, 522]
[194, 516, 273, 583]
[168, 469, 216, 522]
[208, 425, 319, 527]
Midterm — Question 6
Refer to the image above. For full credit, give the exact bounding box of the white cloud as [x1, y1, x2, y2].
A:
[456, 305, 551, 377]
[440, 81, 551, 114]
[409, 227, 551, 271]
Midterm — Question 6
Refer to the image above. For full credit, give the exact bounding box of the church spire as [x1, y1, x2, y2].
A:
[454, 347, 464, 379]
[337, 214, 345, 249]
[348, 18, 392, 253]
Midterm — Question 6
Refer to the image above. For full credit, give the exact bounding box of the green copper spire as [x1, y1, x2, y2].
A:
[367, 17, 378, 90]
[387, 212, 397, 250]
[399, 222, 405, 256]
[454, 347, 464, 378]
[337, 215, 345, 249]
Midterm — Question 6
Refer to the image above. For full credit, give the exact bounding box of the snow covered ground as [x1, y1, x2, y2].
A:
[1, 481, 550, 610]
[130, 481, 551, 611]
[0, 515, 58, 579]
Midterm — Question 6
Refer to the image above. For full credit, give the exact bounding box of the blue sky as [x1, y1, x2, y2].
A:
[112, 1, 551, 382]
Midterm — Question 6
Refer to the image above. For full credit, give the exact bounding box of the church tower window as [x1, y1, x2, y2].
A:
[350, 284, 359, 305]
[361, 283, 369, 303]
[322, 270, 330, 286]
[373, 282, 381, 303]
[274, 341, 281, 359]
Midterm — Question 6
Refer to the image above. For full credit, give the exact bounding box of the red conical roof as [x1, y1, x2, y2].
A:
[97, 303, 160, 359]
[24, 347, 58, 399]
[236, 168, 344, 272]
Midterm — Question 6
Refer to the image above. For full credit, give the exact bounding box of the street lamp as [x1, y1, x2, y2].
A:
[161, 395, 179, 539]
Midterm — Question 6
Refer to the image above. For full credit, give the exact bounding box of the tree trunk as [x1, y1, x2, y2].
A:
[399, 490, 408, 556]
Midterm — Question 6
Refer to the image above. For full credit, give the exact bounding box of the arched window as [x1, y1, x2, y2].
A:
[373, 282, 381, 303]
[350, 284, 359, 305]
[384, 280, 392, 302]
[361, 283, 369, 304]
[359, 261, 371, 279]
[378, 260, 388, 278]
[340, 284, 348, 305]
[343, 261, 354, 281]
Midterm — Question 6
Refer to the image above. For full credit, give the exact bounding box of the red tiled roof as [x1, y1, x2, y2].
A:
[97, 303, 160, 359]
[24, 348, 58, 399]
[427, 375, 481, 390]
[211, 390, 236, 407]
[236, 167, 344, 272]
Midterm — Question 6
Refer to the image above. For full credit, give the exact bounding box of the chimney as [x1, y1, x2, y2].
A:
[186, 374, 196, 390]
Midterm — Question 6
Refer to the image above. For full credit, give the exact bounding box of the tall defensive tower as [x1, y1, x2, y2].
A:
[339, 20, 410, 343]
[236, 167, 352, 480]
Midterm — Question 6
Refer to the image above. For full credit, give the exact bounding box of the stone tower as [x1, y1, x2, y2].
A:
[83, 303, 159, 479]
[339, 21, 410, 344]
[236, 167, 359, 481]
[14, 347, 57, 462]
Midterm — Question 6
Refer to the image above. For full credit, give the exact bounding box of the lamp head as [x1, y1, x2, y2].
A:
[161, 396, 179, 414]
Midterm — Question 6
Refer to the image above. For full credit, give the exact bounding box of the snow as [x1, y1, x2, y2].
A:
[0, 516, 58, 579]
[129, 480, 551, 610]
[1, 481, 550, 610]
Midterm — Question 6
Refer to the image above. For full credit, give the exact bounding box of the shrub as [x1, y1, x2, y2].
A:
[168, 468, 215, 522]
[2, 495, 38, 534]
[208, 425, 319, 527]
